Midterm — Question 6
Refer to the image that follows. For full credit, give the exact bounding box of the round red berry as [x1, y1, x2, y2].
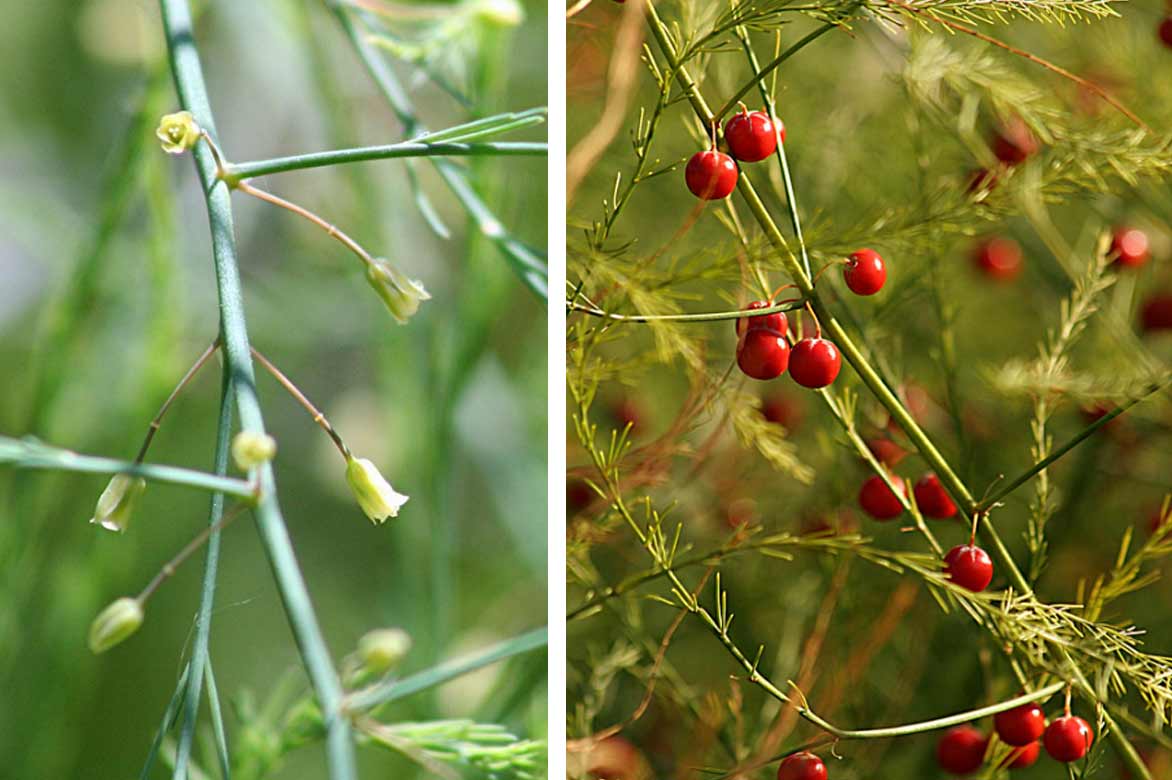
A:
[1043, 715, 1093, 762]
[737, 328, 789, 380]
[994, 702, 1046, 747]
[913, 473, 957, 519]
[789, 338, 841, 388]
[724, 110, 779, 163]
[761, 394, 801, 429]
[973, 237, 1022, 281]
[776, 751, 826, 780]
[1141, 294, 1172, 333]
[937, 726, 988, 775]
[866, 438, 906, 467]
[990, 119, 1039, 165]
[1006, 740, 1040, 769]
[843, 248, 887, 296]
[685, 150, 738, 200]
[859, 475, 904, 520]
[736, 300, 788, 338]
[1111, 227, 1149, 268]
[1160, 17, 1172, 47]
[944, 544, 994, 592]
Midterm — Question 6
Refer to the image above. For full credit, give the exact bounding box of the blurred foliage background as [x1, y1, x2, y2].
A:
[568, 0, 1172, 778]
[0, 0, 546, 777]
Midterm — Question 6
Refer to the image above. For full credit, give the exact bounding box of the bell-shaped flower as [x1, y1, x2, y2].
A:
[345, 456, 408, 524]
[365, 259, 430, 324]
[156, 110, 202, 155]
[88, 597, 144, 654]
[90, 474, 147, 533]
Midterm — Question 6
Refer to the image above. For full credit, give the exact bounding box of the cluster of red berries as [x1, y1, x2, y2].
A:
[937, 707, 1094, 775]
[685, 108, 784, 200]
[734, 303, 843, 387]
[776, 751, 826, 780]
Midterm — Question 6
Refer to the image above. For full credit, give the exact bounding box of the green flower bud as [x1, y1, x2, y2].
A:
[357, 627, 413, 675]
[345, 456, 408, 524]
[90, 473, 147, 533]
[473, 0, 524, 27]
[88, 597, 144, 654]
[365, 259, 431, 324]
[231, 431, 278, 470]
[156, 110, 201, 155]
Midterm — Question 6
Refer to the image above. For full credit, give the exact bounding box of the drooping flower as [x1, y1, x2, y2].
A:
[88, 597, 144, 654]
[365, 259, 431, 324]
[345, 456, 408, 524]
[231, 431, 277, 470]
[90, 474, 147, 533]
[156, 110, 201, 154]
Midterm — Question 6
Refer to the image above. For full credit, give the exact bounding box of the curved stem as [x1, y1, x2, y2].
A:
[233, 179, 374, 266]
[134, 338, 220, 463]
[251, 347, 351, 459]
[223, 141, 546, 182]
[159, 2, 358, 778]
[567, 298, 805, 323]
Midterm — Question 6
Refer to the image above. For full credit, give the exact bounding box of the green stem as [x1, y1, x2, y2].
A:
[172, 372, 233, 779]
[568, 298, 805, 323]
[158, 2, 357, 778]
[223, 142, 546, 182]
[800, 682, 1066, 739]
[345, 627, 548, 712]
[975, 376, 1171, 512]
[0, 436, 253, 498]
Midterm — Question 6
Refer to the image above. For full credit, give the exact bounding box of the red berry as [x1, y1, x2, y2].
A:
[1043, 715, 1094, 762]
[973, 237, 1023, 281]
[866, 438, 907, 467]
[990, 118, 1039, 165]
[567, 479, 593, 512]
[760, 394, 801, 429]
[913, 473, 957, 519]
[736, 300, 788, 338]
[737, 328, 790, 380]
[843, 248, 887, 295]
[685, 150, 738, 200]
[1160, 17, 1172, 47]
[724, 110, 779, 163]
[1141, 294, 1172, 333]
[1111, 227, 1150, 268]
[776, 751, 826, 780]
[858, 475, 905, 520]
[937, 726, 988, 775]
[789, 338, 841, 388]
[944, 544, 994, 592]
[1006, 741, 1040, 769]
[994, 702, 1046, 747]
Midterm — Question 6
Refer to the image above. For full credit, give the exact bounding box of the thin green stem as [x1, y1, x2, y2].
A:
[799, 682, 1066, 739]
[141, 664, 192, 780]
[223, 141, 546, 182]
[233, 179, 374, 266]
[975, 376, 1171, 513]
[203, 659, 232, 780]
[159, 2, 357, 778]
[173, 374, 234, 780]
[251, 348, 351, 459]
[135, 338, 220, 463]
[345, 627, 548, 712]
[0, 435, 253, 498]
[568, 298, 805, 323]
[138, 503, 248, 605]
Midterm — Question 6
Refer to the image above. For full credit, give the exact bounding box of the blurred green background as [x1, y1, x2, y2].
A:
[0, 0, 546, 777]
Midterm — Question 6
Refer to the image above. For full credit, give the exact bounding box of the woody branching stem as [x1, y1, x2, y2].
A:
[159, 1, 358, 778]
[251, 348, 352, 459]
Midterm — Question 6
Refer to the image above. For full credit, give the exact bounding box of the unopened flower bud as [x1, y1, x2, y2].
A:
[345, 456, 408, 524]
[90, 473, 147, 533]
[231, 431, 277, 470]
[88, 597, 144, 654]
[365, 259, 430, 324]
[357, 627, 413, 674]
[156, 110, 201, 154]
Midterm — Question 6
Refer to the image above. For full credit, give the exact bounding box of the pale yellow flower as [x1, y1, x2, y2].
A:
[345, 456, 408, 524]
[365, 259, 430, 324]
[231, 431, 277, 470]
[156, 110, 201, 154]
[90, 473, 147, 533]
[88, 597, 144, 654]
[358, 627, 413, 674]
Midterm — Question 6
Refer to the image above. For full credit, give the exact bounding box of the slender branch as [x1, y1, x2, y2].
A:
[799, 681, 1066, 739]
[137, 503, 248, 604]
[134, 338, 220, 463]
[976, 377, 1172, 513]
[568, 298, 805, 323]
[345, 627, 548, 712]
[159, 2, 358, 778]
[234, 179, 374, 266]
[223, 141, 547, 182]
[0, 435, 254, 498]
[251, 347, 351, 458]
